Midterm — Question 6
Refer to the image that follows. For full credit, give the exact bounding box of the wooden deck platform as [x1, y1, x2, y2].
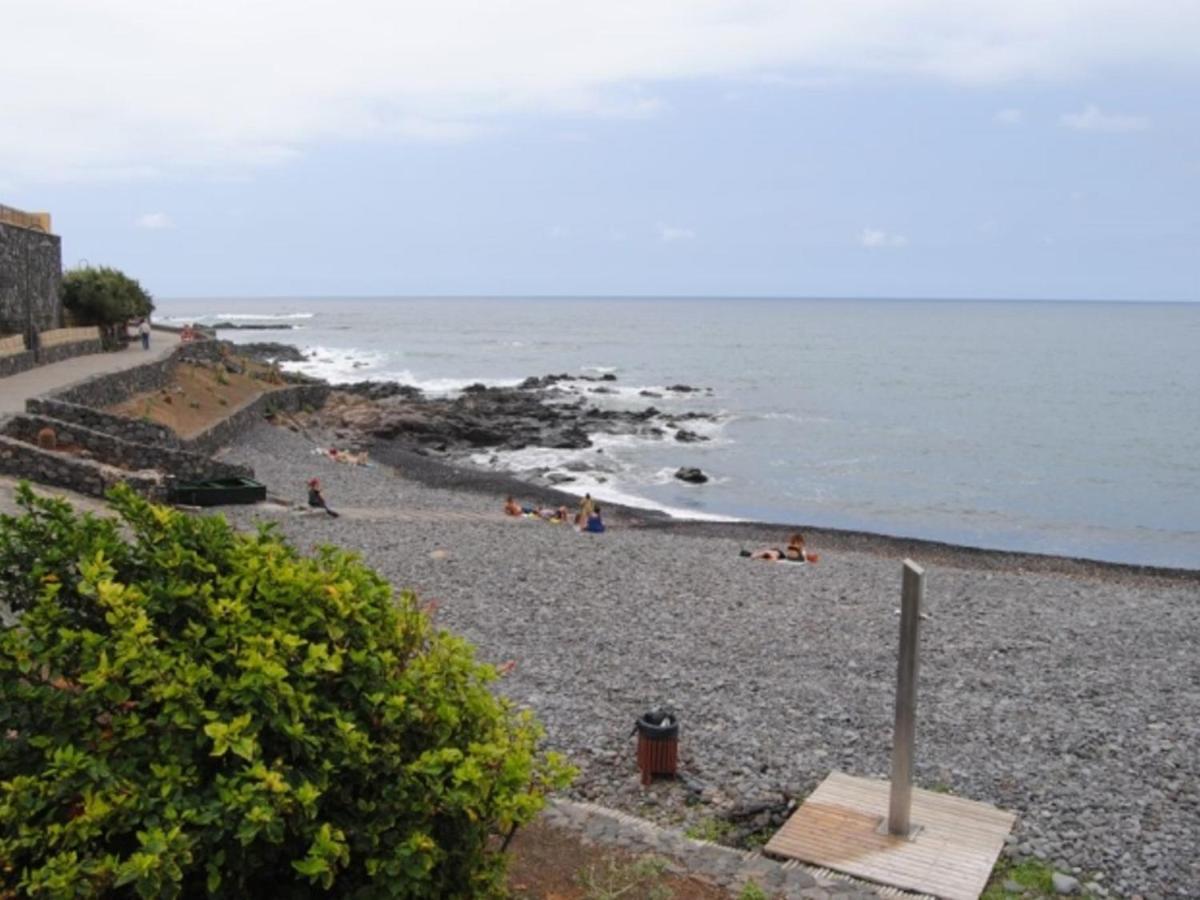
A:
[764, 772, 1016, 900]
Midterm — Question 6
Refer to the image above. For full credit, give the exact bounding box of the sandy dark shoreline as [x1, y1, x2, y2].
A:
[369, 440, 1200, 586]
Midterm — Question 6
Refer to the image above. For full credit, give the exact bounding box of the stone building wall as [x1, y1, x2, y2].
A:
[0, 222, 62, 338]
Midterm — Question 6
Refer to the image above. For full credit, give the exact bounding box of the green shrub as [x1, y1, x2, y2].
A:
[61, 266, 154, 344]
[0, 484, 572, 898]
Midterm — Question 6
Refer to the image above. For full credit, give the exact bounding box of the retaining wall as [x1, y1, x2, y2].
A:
[0, 350, 37, 378]
[2, 340, 328, 500]
[24, 398, 180, 447]
[37, 339, 105, 365]
[3, 414, 252, 484]
[183, 383, 330, 455]
[0, 435, 165, 500]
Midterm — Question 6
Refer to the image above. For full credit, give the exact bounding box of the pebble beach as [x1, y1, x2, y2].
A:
[220, 422, 1199, 898]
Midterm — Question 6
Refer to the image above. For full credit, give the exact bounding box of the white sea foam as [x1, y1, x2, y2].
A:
[211, 312, 315, 321]
[468, 431, 741, 522]
[371, 369, 526, 395]
[554, 477, 741, 522]
[280, 346, 387, 383]
[160, 312, 316, 324]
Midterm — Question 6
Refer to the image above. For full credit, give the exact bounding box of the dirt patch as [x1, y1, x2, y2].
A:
[505, 818, 732, 899]
[109, 360, 284, 439]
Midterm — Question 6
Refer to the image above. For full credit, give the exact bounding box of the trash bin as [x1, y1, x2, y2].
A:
[634, 709, 678, 785]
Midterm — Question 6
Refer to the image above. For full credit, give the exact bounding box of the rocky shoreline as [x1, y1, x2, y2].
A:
[241, 341, 725, 492]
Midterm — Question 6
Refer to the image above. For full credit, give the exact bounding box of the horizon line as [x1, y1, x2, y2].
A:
[156, 293, 1199, 304]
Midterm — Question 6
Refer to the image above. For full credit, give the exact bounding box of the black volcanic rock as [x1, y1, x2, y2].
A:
[674, 466, 708, 484]
[236, 342, 308, 363]
[341, 381, 424, 401]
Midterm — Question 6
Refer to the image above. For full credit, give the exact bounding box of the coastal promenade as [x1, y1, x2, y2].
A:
[0, 330, 180, 415]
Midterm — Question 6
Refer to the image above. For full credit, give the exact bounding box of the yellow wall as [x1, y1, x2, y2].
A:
[0, 205, 52, 233]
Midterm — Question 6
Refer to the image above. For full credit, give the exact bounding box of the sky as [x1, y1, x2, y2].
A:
[2, 1, 1198, 301]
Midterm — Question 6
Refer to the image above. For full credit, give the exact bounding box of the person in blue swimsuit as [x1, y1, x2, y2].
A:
[583, 506, 605, 533]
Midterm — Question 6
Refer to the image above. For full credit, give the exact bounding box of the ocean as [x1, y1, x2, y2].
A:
[155, 296, 1200, 569]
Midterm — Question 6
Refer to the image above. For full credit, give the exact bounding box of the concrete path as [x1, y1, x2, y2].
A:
[0, 330, 180, 415]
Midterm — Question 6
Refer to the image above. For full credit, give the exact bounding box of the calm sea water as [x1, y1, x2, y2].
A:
[156, 297, 1200, 568]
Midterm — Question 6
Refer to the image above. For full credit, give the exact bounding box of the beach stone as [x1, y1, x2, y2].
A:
[674, 466, 708, 484]
[1052, 872, 1082, 894]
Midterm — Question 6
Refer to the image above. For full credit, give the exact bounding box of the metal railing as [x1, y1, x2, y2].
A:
[0, 204, 51, 232]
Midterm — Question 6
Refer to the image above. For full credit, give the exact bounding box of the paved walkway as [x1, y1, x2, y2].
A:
[0, 331, 180, 415]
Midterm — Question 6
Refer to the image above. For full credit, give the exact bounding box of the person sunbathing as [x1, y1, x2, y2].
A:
[741, 532, 816, 563]
[538, 505, 570, 523]
[504, 496, 525, 517]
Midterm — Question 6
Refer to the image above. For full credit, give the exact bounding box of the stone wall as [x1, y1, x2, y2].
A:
[0, 349, 37, 378]
[0, 340, 329, 501]
[36, 339, 105, 366]
[184, 383, 330, 455]
[0, 435, 165, 500]
[51, 353, 177, 407]
[2, 414, 252, 484]
[0, 222, 62, 337]
[24, 398, 180, 447]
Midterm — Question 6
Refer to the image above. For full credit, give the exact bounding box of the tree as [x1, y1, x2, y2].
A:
[0, 484, 571, 898]
[61, 266, 154, 345]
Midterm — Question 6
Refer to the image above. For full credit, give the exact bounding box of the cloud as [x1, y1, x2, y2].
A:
[859, 228, 907, 248]
[1, 2, 1193, 182]
[1060, 104, 1150, 132]
[658, 224, 696, 242]
[135, 212, 174, 230]
[994, 107, 1024, 125]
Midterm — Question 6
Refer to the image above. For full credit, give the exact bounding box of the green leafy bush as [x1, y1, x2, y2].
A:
[61, 266, 154, 341]
[0, 484, 572, 898]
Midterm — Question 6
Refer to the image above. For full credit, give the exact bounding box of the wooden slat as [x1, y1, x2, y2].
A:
[764, 772, 1015, 900]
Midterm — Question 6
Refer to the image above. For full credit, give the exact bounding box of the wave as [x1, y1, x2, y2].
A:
[371, 369, 526, 395]
[280, 346, 387, 383]
[159, 312, 315, 324]
[467, 431, 741, 523]
[211, 312, 315, 321]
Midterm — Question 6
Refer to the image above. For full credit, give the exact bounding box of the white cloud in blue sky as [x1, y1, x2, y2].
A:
[134, 213, 174, 230]
[2, 1, 1198, 299]
[1059, 104, 1150, 133]
[658, 225, 696, 243]
[859, 229, 908, 249]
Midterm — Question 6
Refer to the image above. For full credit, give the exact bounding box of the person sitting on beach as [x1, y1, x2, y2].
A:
[504, 496, 525, 517]
[740, 532, 816, 563]
[582, 505, 606, 534]
[307, 478, 339, 518]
